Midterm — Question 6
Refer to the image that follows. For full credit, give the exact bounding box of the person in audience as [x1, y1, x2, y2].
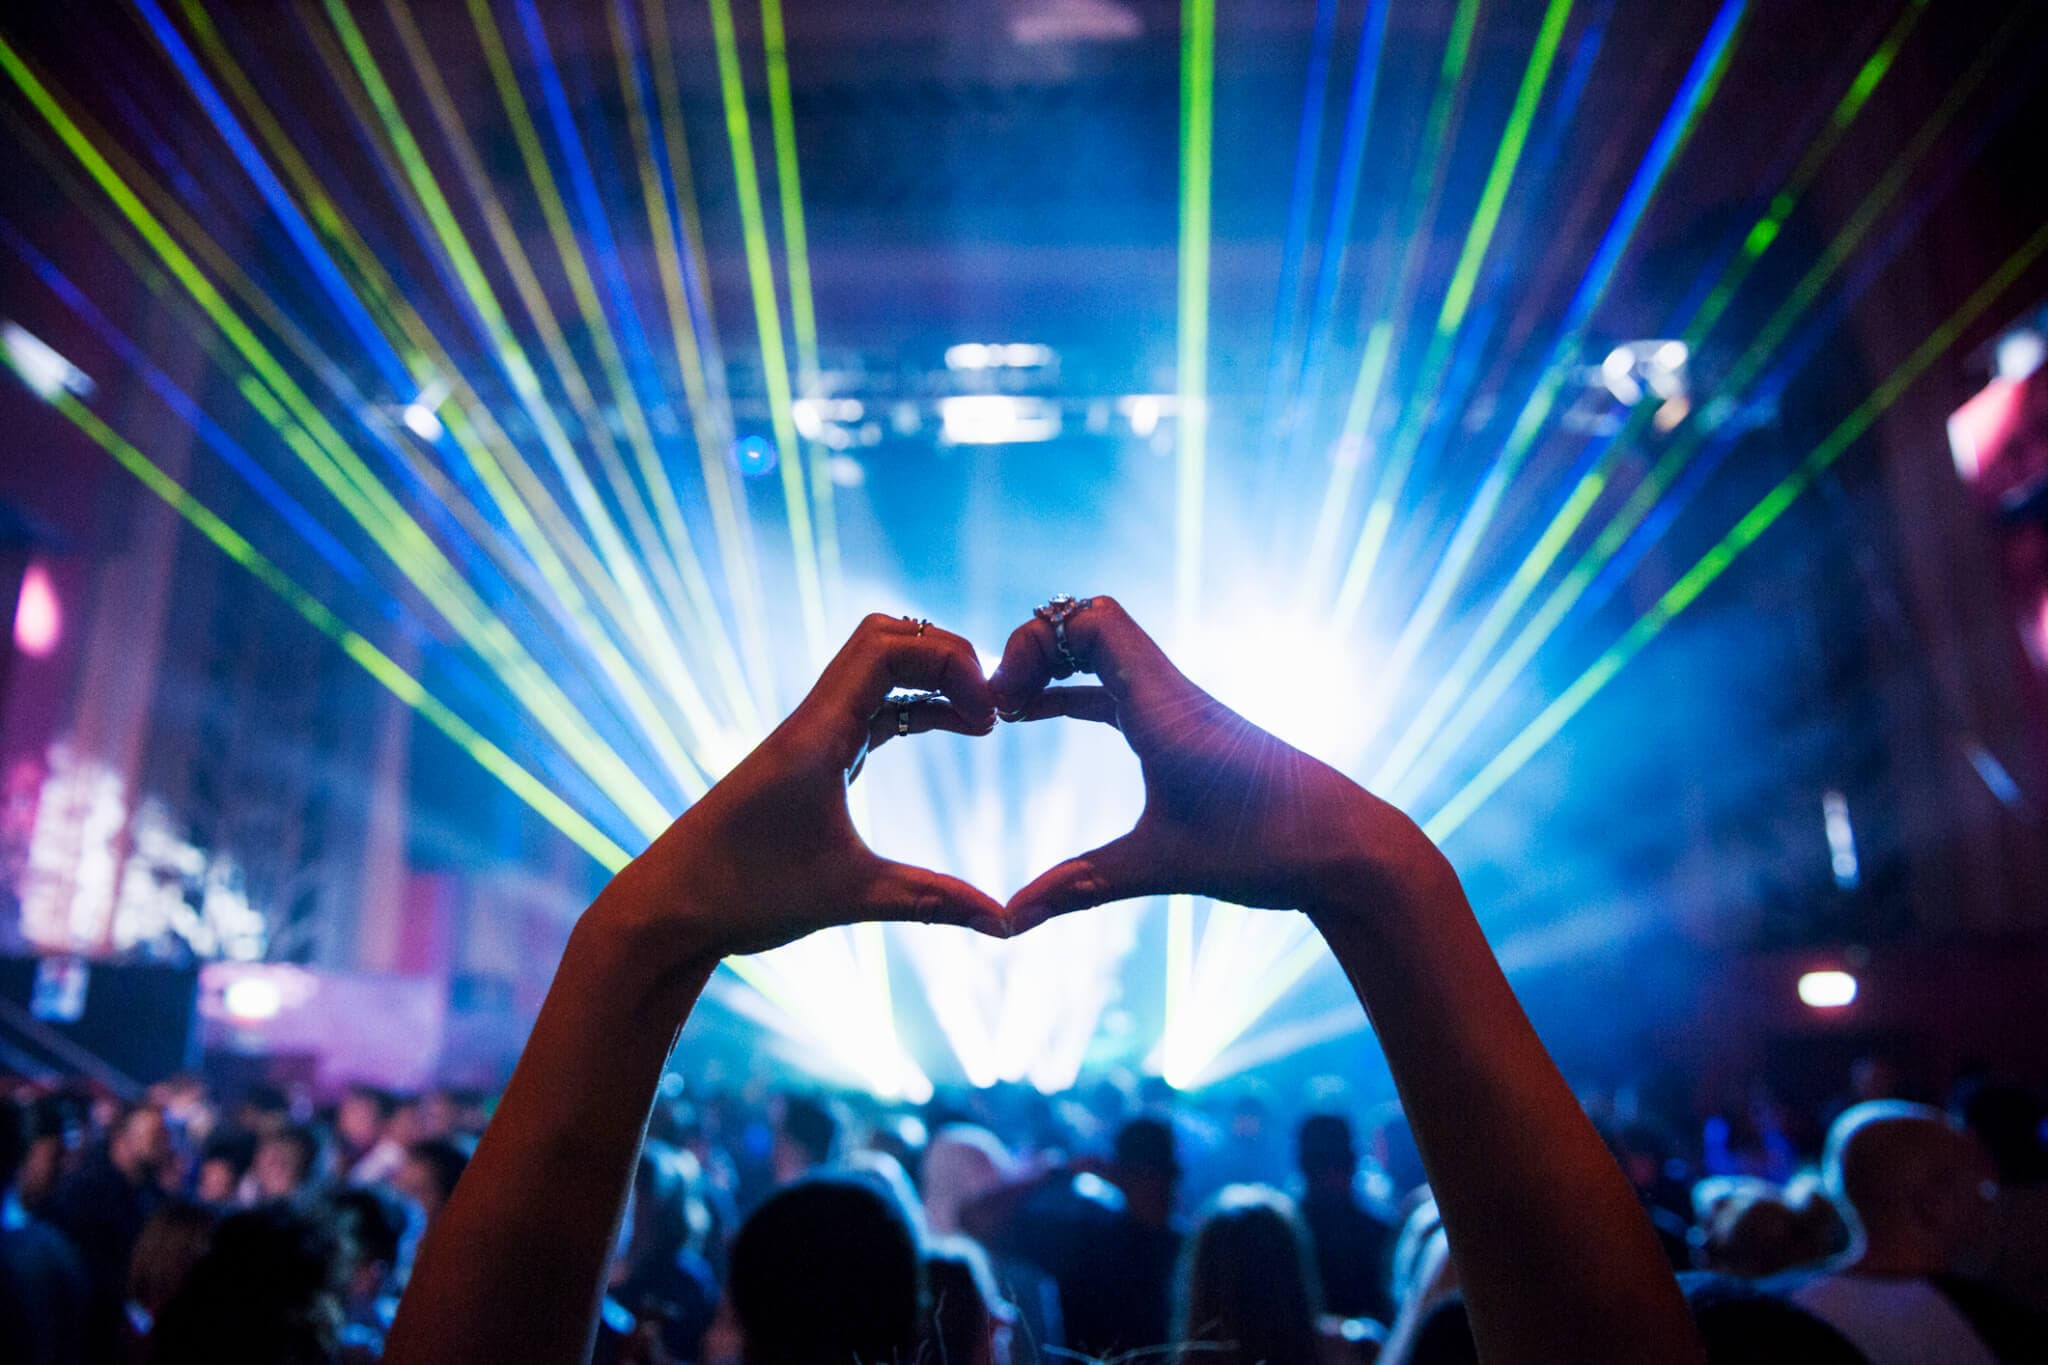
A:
[329, 1183, 413, 1359]
[334, 1086, 400, 1183]
[251, 1122, 329, 1203]
[147, 1200, 348, 1365]
[0, 1095, 88, 1365]
[124, 1198, 218, 1337]
[715, 1175, 923, 1365]
[925, 1235, 1017, 1365]
[769, 1092, 840, 1186]
[231, 1085, 293, 1141]
[1174, 1183, 1356, 1365]
[1783, 1100, 2034, 1363]
[193, 1130, 256, 1206]
[391, 1137, 470, 1230]
[42, 1099, 172, 1363]
[924, 1123, 1016, 1237]
[383, 603, 1705, 1364]
[13, 1092, 81, 1213]
[1297, 1112, 1396, 1323]
[1689, 1174, 1843, 1278]
[609, 1141, 719, 1363]
[1952, 1077, 2048, 1316]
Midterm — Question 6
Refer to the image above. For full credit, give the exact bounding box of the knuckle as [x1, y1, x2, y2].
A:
[860, 612, 897, 634]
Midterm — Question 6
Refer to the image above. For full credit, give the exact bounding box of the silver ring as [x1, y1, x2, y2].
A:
[915, 617, 930, 637]
[896, 703, 913, 737]
[1034, 594, 1093, 673]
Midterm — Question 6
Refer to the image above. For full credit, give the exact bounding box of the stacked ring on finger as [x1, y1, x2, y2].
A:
[1034, 594, 1094, 674]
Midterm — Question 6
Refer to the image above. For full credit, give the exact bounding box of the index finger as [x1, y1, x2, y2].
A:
[990, 595, 1184, 710]
[825, 615, 996, 724]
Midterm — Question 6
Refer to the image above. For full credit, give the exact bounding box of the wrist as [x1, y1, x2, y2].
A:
[1303, 796, 1466, 933]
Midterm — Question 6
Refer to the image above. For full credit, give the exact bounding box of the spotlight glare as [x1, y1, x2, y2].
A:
[733, 434, 778, 476]
[1797, 969, 1857, 1009]
[223, 976, 284, 1022]
[1654, 339, 1690, 370]
[401, 401, 444, 441]
[939, 396, 1060, 445]
[1127, 395, 1162, 438]
[14, 564, 61, 658]
[2, 322, 93, 401]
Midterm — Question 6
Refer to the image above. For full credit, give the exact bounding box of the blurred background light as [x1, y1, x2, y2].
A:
[1797, 969, 1859, 1009]
[13, 562, 60, 658]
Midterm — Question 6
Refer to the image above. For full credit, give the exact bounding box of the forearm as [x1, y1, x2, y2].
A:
[1311, 818, 1699, 1364]
[385, 878, 717, 1365]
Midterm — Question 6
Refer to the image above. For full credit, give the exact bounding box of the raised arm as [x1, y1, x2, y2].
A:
[991, 597, 1702, 1365]
[384, 615, 1003, 1365]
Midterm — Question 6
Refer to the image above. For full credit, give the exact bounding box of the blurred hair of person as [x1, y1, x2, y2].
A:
[232, 1084, 293, 1140]
[124, 1198, 217, 1334]
[1952, 1077, 2048, 1317]
[711, 1174, 922, 1365]
[924, 1123, 1016, 1237]
[193, 1130, 256, 1206]
[414, 1090, 460, 1143]
[925, 1235, 1017, 1365]
[148, 1201, 347, 1365]
[250, 1122, 330, 1204]
[393, 1136, 472, 1230]
[0, 1094, 89, 1365]
[1296, 1112, 1396, 1323]
[769, 1092, 839, 1186]
[1173, 1184, 1359, 1365]
[609, 1142, 719, 1364]
[41, 1100, 172, 1363]
[328, 1183, 415, 1358]
[1784, 1100, 2036, 1365]
[843, 1146, 927, 1240]
[1689, 1174, 1845, 1279]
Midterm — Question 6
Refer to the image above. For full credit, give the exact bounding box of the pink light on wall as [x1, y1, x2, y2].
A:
[14, 563, 60, 658]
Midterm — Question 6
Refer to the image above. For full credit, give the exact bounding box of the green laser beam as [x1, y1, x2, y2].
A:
[1176, 0, 1214, 628]
[707, 0, 830, 664]
[1422, 217, 2048, 843]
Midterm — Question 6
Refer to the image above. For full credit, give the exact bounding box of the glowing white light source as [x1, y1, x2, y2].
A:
[827, 455, 866, 488]
[401, 402, 444, 441]
[733, 434, 777, 476]
[1654, 339, 1690, 371]
[1996, 328, 2044, 382]
[945, 343, 991, 370]
[223, 976, 284, 1022]
[1180, 604, 1384, 764]
[1601, 346, 1643, 406]
[940, 396, 1060, 445]
[945, 343, 1054, 371]
[1127, 395, 1161, 438]
[1822, 789, 1859, 889]
[1797, 969, 1858, 1009]
[15, 564, 61, 658]
[3, 322, 94, 401]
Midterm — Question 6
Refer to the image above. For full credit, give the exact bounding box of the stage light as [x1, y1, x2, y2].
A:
[827, 455, 865, 488]
[223, 975, 284, 1022]
[1180, 602, 1383, 764]
[401, 400, 443, 441]
[734, 434, 778, 476]
[1126, 395, 1162, 438]
[1996, 328, 2044, 382]
[1, 322, 92, 401]
[14, 564, 60, 658]
[940, 396, 1060, 445]
[1655, 339, 1690, 371]
[1822, 789, 1859, 890]
[1797, 969, 1857, 1009]
[1601, 345, 1644, 406]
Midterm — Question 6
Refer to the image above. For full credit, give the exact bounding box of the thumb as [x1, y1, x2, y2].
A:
[1005, 826, 1166, 935]
[862, 858, 1009, 939]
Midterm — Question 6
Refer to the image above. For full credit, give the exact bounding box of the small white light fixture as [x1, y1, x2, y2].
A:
[3, 322, 94, 402]
[1797, 969, 1857, 1009]
[939, 396, 1060, 445]
[223, 976, 285, 1022]
[401, 402, 444, 441]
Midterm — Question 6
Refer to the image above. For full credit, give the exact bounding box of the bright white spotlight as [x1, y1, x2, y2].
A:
[940, 396, 1060, 445]
[1995, 328, 2044, 382]
[1821, 789, 1859, 890]
[1654, 339, 1690, 371]
[1600, 346, 1643, 406]
[14, 564, 61, 658]
[1180, 604, 1384, 765]
[1797, 969, 1857, 1009]
[402, 402, 444, 441]
[3, 322, 94, 401]
[1126, 395, 1161, 438]
[944, 343, 992, 370]
[223, 976, 284, 1022]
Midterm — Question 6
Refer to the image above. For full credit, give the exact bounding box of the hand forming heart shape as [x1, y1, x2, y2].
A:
[621, 598, 1410, 962]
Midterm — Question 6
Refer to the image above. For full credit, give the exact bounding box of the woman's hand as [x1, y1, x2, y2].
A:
[605, 613, 1007, 959]
[989, 596, 1448, 932]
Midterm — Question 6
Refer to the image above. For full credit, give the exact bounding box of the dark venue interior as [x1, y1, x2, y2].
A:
[2, 1, 2045, 1361]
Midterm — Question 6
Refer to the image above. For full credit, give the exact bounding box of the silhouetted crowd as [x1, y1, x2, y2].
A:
[1, 1056, 2042, 1364]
